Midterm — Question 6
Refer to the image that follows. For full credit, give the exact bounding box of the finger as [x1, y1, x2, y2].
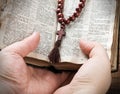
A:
[79, 40, 95, 56]
[80, 39, 108, 58]
[79, 40, 111, 77]
[70, 40, 111, 93]
[2, 32, 40, 57]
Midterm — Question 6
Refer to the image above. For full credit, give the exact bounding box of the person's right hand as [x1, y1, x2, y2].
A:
[54, 40, 111, 94]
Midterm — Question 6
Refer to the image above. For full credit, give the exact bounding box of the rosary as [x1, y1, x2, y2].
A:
[48, 0, 86, 64]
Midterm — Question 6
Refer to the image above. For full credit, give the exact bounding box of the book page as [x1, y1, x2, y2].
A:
[0, 0, 57, 61]
[60, 0, 116, 64]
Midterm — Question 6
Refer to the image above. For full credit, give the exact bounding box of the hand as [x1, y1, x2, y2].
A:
[0, 32, 111, 94]
[54, 40, 111, 94]
[0, 32, 70, 94]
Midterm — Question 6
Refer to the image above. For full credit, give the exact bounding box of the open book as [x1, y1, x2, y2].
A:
[0, 0, 119, 71]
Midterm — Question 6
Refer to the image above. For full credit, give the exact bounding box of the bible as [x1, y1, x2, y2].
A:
[0, 0, 119, 71]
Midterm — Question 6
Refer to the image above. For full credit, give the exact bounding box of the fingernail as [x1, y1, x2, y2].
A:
[80, 39, 88, 44]
[32, 32, 40, 36]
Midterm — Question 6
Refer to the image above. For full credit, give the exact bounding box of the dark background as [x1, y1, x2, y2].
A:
[107, 19, 120, 94]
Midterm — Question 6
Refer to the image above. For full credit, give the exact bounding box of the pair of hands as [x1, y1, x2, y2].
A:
[0, 32, 111, 94]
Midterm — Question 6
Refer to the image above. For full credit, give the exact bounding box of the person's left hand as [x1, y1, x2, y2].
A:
[0, 32, 70, 94]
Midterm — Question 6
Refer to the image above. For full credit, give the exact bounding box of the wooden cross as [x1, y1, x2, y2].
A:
[56, 28, 66, 40]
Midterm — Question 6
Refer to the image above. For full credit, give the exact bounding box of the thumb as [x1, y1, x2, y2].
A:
[2, 32, 40, 57]
[69, 40, 111, 94]
[79, 39, 107, 58]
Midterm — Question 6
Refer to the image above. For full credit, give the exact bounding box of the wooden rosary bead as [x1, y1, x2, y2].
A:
[61, 22, 66, 26]
[76, 7, 82, 12]
[63, 19, 67, 24]
[79, 2, 85, 8]
[57, 13, 63, 18]
[69, 16, 75, 21]
[58, 3, 63, 9]
[58, 18, 63, 23]
[63, 19, 69, 25]
[73, 12, 80, 17]
[65, 19, 70, 25]
[71, 15, 76, 21]
[81, 0, 86, 3]
[69, 16, 72, 21]
[58, 0, 63, 4]
[56, 8, 62, 14]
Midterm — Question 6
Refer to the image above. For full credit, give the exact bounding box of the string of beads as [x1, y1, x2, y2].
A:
[48, 0, 86, 64]
[57, 0, 86, 25]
